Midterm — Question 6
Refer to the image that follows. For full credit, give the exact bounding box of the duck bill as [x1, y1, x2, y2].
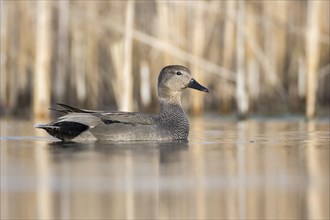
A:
[187, 79, 209, 92]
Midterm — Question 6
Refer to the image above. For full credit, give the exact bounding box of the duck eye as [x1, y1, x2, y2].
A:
[176, 71, 182, 76]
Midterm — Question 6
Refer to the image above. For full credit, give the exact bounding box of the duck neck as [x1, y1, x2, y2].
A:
[158, 91, 183, 116]
[158, 93, 189, 139]
[157, 91, 189, 139]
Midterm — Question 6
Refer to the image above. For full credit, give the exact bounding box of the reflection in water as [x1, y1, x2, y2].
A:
[0, 118, 329, 219]
[36, 138, 52, 219]
[306, 121, 329, 220]
[237, 121, 246, 220]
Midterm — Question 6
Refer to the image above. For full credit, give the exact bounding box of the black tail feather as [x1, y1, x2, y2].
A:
[35, 122, 89, 141]
[56, 103, 89, 113]
[48, 107, 70, 114]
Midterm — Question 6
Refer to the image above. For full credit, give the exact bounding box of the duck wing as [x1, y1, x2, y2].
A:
[51, 103, 154, 125]
[92, 112, 155, 125]
[36, 103, 156, 141]
[90, 112, 157, 141]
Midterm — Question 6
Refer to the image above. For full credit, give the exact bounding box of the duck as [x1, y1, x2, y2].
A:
[35, 65, 209, 142]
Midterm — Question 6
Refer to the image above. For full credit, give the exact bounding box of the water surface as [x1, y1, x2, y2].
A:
[1, 117, 329, 219]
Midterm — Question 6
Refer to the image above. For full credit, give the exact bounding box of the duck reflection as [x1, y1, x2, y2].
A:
[48, 141, 93, 152]
[45, 140, 190, 219]
[48, 140, 189, 164]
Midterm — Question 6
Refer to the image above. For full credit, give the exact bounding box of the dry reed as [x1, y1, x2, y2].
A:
[0, 1, 329, 119]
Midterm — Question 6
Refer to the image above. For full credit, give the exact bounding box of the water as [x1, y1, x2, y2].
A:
[1, 117, 329, 219]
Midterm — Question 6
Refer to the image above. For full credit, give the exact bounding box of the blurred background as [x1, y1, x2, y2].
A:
[1, 2, 329, 220]
[0, 0, 329, 119]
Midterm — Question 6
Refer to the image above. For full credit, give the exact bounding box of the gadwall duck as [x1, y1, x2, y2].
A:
[35, 65, 209, 142]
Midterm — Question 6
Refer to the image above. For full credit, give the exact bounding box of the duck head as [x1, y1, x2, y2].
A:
[158, 65, 209, 100]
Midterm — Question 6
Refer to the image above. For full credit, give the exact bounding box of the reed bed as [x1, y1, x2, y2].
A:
[0, 0, 329, 119]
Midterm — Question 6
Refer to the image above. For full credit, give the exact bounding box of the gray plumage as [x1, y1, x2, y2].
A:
[35, 65, 209, 142]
